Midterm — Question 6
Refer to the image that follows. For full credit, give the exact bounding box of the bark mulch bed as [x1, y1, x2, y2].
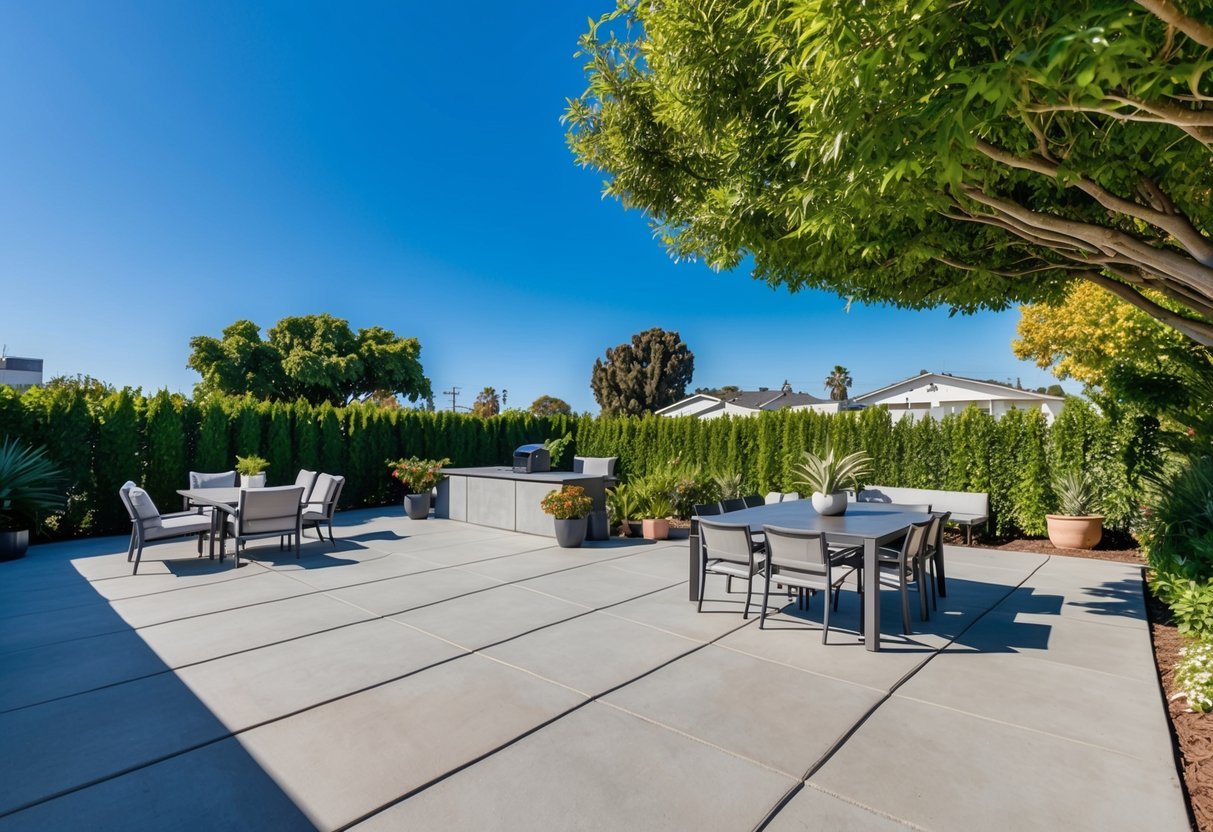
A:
[948, 529, 1144, 565]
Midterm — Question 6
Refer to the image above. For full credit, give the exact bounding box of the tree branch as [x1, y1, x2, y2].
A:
[1084, 269, 1213, 346]
[1135, 0, 1213, 49]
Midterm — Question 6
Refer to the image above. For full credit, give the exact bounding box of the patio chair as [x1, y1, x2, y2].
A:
[764, 491, 783, 505]
[697, 518, 764, 619]
[301, 473, 345, 547]
[923, 510, 951, 607]
[183, 470, 236, 510]
[760, 525, 862, 643]
[221, 486, 305, 567]
[720, 497, 747, 513]
[120, 482, 214, 575]
[875, 519, 933, 634]
[293, 469, 319, 504]
[781, 492, 800, 502]
[573, 456, 619, 485]
[742, 494, 765, 508]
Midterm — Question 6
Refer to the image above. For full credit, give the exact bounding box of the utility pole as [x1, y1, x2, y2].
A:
[442, 386, 460, 412]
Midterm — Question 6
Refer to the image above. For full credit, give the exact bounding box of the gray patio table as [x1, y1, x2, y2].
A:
[177, 487, 244, 561]
[689, 501, 932, 652]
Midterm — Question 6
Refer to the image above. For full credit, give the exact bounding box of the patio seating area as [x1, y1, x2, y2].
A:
[0, 508, 1189, 830]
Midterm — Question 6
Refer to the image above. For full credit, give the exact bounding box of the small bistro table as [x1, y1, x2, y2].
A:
[689, 501, 932, 652]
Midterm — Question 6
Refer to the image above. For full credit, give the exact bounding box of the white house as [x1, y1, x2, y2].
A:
[0, 354, 43, 392]
[656, 384, 856, 419]
[850, 372, 1065, 424]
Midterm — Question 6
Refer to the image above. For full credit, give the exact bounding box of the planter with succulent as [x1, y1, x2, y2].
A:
[236, 454, 270, 488]
[1046, 469, 1104, 550]
[792, 442, 873, 516]
[541, 484, 593, 548]
[0, 438, 65, 561]
[388, 457, 451, 520]
[641, 492, 674, 541]
[606, 483, 639, 537]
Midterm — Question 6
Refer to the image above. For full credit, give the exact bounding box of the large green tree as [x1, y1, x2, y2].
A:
[567, 0, 1213, 346]
[187, 314, 431, 405]
[530, 395, 573, 416]
[591, 327, 694, 415]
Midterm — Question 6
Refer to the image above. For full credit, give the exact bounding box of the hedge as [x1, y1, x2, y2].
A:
[2, 387, 1156, 542]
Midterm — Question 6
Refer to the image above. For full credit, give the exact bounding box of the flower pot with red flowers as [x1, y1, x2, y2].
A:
[541, 485, 593, 548]
[388, 457, 450, 520]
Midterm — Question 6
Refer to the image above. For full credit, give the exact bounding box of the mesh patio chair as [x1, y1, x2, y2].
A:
[780, 492, 800, 502]
[697, 518, 764, 619]
[875, 520, 933, 634]
[923, 511, 951, 607]
[301, 473, 345, 547]
[720, 497, 747, 513]
[742, 495, 765, 508]
[221, 486, 305, 567]
[120, 482, 214, 575]
[760, 525, 862, 643]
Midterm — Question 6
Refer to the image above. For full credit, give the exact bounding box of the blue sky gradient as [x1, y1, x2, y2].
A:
[0, 2, 1073, 412]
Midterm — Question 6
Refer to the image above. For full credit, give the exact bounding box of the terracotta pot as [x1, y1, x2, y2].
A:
[811, 491, 848, 516]
[404, 492, 432, 520]
[0, 529, 29, 561]
[642, 518, 670, 540]
[1046, 515, 1103, 550]
[554, 516, 588, 548]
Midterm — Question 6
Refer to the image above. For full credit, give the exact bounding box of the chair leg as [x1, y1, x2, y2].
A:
[857, 567, 865, 635]
[743, 577, 753, 620]
[760, 572, 772, 629]
[726, 575, 733, 595]
[127, 530, 137, 562]
[131, 539, 144, 575]
[327, 520, 336, 546]
[822, 583, 832, 644]
[918, 562, 930, 622]
[900, 579, 912, 635]
[697, 571, 707, 613]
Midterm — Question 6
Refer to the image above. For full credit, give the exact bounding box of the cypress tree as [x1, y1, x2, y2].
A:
[144, 390, 187, 509]
[266, 402, 293, 485]
[294, 401, 320, 472]
[193, 398, 230, 472]
[93, 389, 141, 533]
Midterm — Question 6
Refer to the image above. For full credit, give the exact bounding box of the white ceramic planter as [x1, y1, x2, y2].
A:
[811, 491, 848, 516]
[241, 473, 266, 488]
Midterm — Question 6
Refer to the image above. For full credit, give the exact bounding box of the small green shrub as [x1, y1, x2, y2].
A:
[1173, 639, 1213, 712]
[606, 484, 640, 532]
[1142, 456, 1213, 581]
[1152, 574, 1213, 638]
[235, 454, 270, 476]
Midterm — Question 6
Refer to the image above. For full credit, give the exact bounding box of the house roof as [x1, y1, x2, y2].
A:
[655, 388, 831, 415]
[852, 372, 1066, 403]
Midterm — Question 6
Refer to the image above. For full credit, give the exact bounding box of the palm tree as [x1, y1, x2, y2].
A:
[823, 365, 852, 401]
[471, 387, 500, 418]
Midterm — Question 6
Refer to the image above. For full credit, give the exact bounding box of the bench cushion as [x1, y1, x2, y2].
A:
[859, 485, 989, 520]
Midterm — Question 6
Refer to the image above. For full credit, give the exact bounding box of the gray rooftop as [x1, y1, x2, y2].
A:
[0, 510, 1187, 830]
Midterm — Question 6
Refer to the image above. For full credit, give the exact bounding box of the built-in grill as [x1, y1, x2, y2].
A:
[512, 444, 550, 474]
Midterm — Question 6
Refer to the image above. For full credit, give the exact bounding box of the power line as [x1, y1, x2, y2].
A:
[441, 386, 460, 412]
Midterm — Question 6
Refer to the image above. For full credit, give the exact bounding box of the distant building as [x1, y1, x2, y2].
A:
[850, 372, 1065, 424]
[0, 355, 43, 392]
[656, 382, 858, 419]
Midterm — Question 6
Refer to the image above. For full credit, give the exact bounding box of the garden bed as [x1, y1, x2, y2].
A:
[1149, 587, 1209, 831]
[948, 530, 1144, 565]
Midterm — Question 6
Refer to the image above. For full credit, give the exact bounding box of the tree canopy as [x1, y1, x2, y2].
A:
[823, 366, 852, 401]
[472, 387, 501, 418]
[590, 327, 695, 416]
[187, 314, 431, 405]
[567, 0, 1213, 346]
[530, 395, 573, 416]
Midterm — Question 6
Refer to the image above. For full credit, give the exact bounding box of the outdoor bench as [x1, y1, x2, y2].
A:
[857, 485, 989, 544]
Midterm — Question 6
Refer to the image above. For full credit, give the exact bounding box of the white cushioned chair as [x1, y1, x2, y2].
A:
[222, 486, 305, 566]
[119, 481, 214, 575]
[293, 469, 319, 504]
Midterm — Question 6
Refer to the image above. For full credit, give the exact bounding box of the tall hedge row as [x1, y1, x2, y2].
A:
[3, 387, 1155, 542]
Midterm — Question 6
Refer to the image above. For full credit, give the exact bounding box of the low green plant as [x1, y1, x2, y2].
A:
[235, 454, 270, 477]
[1173, 640, 1213, 713]
[606, 484, 640, 535]
[0, 438, 65, 531]
[387, 457, 451, 493]
[1052, 469, 1103, 516]
[540, 484, 592, 519]
[1152, 574, 1213, 638]
[544, 432, 574, 468]
[1142, 456, 1213, 581]
[791, 442, 872, 496]
[644, 492, 674, 520]
[712, 467, 744, 500]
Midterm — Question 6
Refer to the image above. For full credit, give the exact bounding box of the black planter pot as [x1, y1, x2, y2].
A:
[553, 517, 588, 548]
[404, 493, 432, 520]
[0, 529, 30, 561]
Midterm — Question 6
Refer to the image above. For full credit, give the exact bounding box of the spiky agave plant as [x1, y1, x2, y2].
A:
[1053, 469, 1103, 517]
[791, 442, 872, 496]
[0, 438, 65, 531]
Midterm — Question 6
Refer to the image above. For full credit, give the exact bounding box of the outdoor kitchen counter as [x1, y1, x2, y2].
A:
[435, 467, 608, 538]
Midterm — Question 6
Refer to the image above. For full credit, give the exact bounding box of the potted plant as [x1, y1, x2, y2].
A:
[541, 484, 593, 548]
[235, 454, 270, 488]
[388, 457, 451, 520]
[606, 483, 639, 537]
[1046, 469, 1104, 550]
[641, 492, 674, 541]
[0, 438, 65, 561]
[791, 442, 873, 516]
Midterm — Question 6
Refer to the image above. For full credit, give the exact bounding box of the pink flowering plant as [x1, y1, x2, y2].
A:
[387, 457, 450, 493]
[540, 485, 593, 520]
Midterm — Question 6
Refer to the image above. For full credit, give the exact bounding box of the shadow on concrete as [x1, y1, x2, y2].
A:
[0, 558, 318, 830]
[582, 538, 660, 549]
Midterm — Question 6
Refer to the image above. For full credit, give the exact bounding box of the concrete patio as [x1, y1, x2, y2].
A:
[0, 508, 1189, 831]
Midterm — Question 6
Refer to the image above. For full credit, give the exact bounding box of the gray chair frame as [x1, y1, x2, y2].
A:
[876, 520, 933, 634]
[301, 474, 345, 547]
[741, 494, 765, 509]
[760, 525, 862, 643]
[697, 518, 764, 619]
[924, 511, 951, 606]
[719, 497, 747, 513]
[120, 482, 213, 575]
[220, 486, 305, 567]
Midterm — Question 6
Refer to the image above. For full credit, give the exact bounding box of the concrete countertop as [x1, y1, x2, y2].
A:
[441, 467, 603, 484]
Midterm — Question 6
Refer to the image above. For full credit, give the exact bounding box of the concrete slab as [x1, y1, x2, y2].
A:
[236, 653, 585, 830]
[517, 562, 679, 608]
[810, 695, 1190, 832]
[604, 644, 883, 776]
[391, 583, 592, 650]
[108, 570, 314, 628]
[0, 602, 134, 656]
[326, 567, 503, 616]
[176, 618, 466, 731]
[348, 702, 796, 832]
[603, 544, 692, 582]
[263, 552, 440, 591]
[454, 546, 621, 582]
[482, 611, 700, 696]
[766, 785, 917, 831]
[603, 585, 758, 643]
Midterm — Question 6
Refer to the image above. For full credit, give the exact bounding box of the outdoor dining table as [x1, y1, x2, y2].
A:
[177, 487, 245, 560]
[689, 501, 932, 652]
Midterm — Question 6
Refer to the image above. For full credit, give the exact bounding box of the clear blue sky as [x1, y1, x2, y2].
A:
[0, 1, 1073, 413]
